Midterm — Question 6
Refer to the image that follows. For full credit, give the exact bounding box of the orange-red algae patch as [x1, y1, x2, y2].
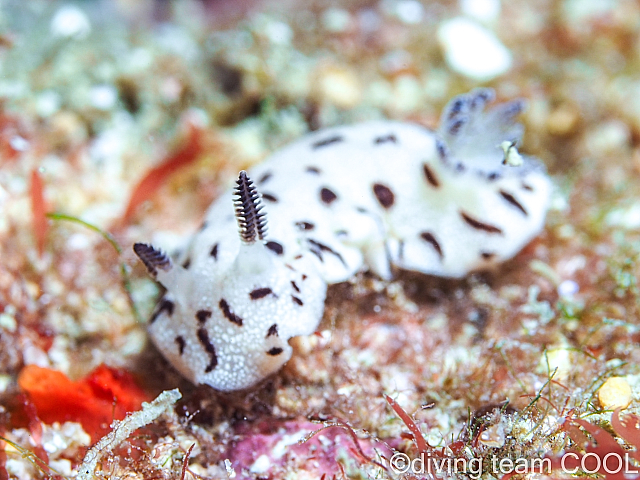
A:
[17, 364, 150, 441]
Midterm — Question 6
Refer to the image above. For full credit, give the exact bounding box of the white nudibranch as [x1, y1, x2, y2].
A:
[134, 88, 552, 391]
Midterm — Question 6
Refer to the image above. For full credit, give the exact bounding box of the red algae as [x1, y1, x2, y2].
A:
[121, 121, 204, 225]
[17, 365, 150, 442]
[544, 410, 640, 479]
[29, 169, 48, 257]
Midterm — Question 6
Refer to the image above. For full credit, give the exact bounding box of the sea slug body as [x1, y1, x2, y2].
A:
[134, 88, 552, 392]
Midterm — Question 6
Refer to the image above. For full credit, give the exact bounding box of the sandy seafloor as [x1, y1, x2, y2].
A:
[2, 0, 640, 478]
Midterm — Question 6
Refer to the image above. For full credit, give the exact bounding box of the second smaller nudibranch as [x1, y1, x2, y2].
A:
[134, 172, 326, 391]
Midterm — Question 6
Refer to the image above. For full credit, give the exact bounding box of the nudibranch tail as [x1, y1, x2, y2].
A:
[234, 170, 267, 245]
[133, 243, 172, 277]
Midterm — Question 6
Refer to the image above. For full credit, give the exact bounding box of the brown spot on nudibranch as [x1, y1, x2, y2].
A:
[250, 287, 274, 300]
[308, 249, 323, 262]
[422, 163, 440, 188]
[295, 221, 315, 231]
[420, 232, 444, 259]
[307, 239, 347, 266]
[291, 280, 300, 293]
[219, 299, 243, 326]
[150, 299, 174, 324]
[197, 328, 218, 372]
[312, 135, 343, 149]
[460, 211, 503, 234]
[373, 183, 395, 208]
[196, 310, 212, 324]
[258, 171, 272, 184]
[320, 187, 338, 205]
[306, 166, 321, 174]
[210, 243, 219, 259]
[374, 134, 397, 144]
[266, 241, 284, 255]
[266, 324, 278, 337]
[262, 193, 278, 203]
[267, 347, 284, 356]
[499, 190, 528, 216]
[292, 295, 303, 306]
[481, 252, 496, 260]
[175, 336, 186, 355]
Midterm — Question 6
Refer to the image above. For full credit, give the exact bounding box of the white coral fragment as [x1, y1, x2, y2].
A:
[77, 389, 182, 480]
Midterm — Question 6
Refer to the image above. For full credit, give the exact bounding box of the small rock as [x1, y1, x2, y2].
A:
[357, 8, 381, 33]
[313, 65, 362, 109]
[541, 347, 572, 381]
[0, 312, 17, 332]
[390, 75, 422, 113]
[606, 203, 640, 229]
[0, 374, 11, 393]
[50, 5, 91, 39]
[89, 85, 117, 110]
[36, 90, 62, 117]
[322, 8, 351, 33]
[9, 135, 29, 152]
[250, 454, 271, 474]
[264, 20, 293, 45]
[598, 376, 632, 410]
[478, 423, 505, 448]
[47, 111, 87, 149]
[562, 0, 617, 30]
[585, 120, 630, 155]
[546, 104, 579, 136]
[379, 49, 413, 76]
[460, 0, 501, 23]
[438, 17, 512, 81]
[395, 0, 424, 24]
[557, 279, 579, 298]
[160, 77, 184, 103]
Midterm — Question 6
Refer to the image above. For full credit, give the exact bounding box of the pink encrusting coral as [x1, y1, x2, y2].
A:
[223, 418, 391, 478]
